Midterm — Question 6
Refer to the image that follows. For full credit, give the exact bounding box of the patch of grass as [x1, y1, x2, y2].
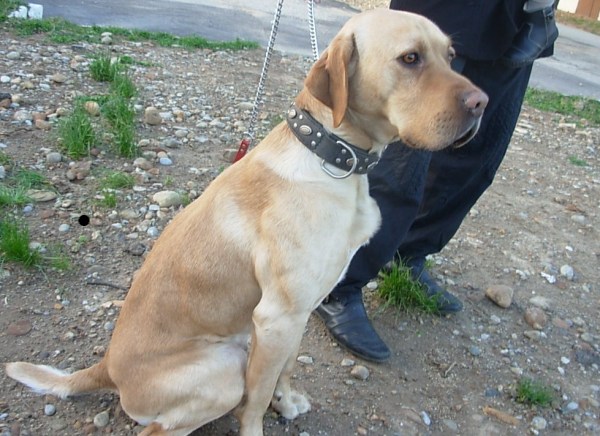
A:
[377, 260, 441, 314]
[14, 169, 48, 189]
[110, 72, 137, 99]
[0, 218, 41, 267]
[45, 245, 71, 271]
[101, 96, 137, 157]
[99, 171, 135, 190]
[57, 104, 96, 158]
[5, 16, 258, 50]
[525, 88, 600, 126]
[0, 150, 11, 166]
[515, 377, 555, 407]
[0, 186, 30, 208]
[0, 0, 24, 22]
[557, 10, 600, 36]
[96, 191, 118, 209]
[89, 54, 122, 82]
[568, 155, 588, 167]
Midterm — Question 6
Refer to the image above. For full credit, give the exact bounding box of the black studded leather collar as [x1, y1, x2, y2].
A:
[286, 104, 380, 178]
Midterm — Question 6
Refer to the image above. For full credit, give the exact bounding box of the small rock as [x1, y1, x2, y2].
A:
[147, 227, 160, 238]
[46, 152, 62, 164]
[84, 101, 101, 116]
[7, 319, 33, 336]
[66, 161, 92, 181]
[51, 73, 67, 83]
[159, 157, 173, 166]
[144, 107, 162, 125]
[560, 264, 574, 280]
[529, 296, 551, 310]
[524, 330, 543, 340]
[485, 284, 513, 308]
[58, 224, 70, 232]
[7, 51, 21, 60]
[93, 410, 110, 427]
[44, 404, 56, 416]
[152, 191, 182, 208]
[101, 35, 113, 45]
[297, 355, 313, 365]
[350, 365, 370, 380]
[340, 358, 355, 367]
[133, 157, 153, 171]
[420, 411, 431, 426]
[531, 416, 547, 430]
[524, 307, 548, 330]
[469, 346, 482, 356]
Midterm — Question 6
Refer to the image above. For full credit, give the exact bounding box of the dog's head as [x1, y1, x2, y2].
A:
[300, 9, 488, 152]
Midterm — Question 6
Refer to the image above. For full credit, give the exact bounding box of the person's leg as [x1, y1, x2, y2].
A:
[315, 145, 431, 362]
[398, 61, 534, 267]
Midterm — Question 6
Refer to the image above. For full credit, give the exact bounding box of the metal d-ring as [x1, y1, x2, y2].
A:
[320, 140, 358, 179]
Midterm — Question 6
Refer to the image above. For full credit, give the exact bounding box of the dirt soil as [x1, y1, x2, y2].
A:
[1, 8, 599, 436]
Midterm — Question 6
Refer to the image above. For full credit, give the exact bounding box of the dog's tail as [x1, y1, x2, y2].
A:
[5, 359, 116, 398]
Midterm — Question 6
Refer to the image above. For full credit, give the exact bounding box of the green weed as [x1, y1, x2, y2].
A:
[377, 260, 441, 314]
[568, 155, 588, 167]
[89, 54, 121, 82]
[57, 104, 96, 158]
[110, 72, 137, 99]
[515, 377, 555, 407]
[99, 171, 135, 190]
[0, 218, 41, 267]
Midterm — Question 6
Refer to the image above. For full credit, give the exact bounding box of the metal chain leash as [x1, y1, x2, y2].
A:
[234, 0, 319, 162]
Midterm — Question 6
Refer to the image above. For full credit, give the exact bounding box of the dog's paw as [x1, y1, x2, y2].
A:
[271, 390, 311, 420]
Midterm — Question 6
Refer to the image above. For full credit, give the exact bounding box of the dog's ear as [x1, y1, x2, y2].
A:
[304, 32, 355, 128]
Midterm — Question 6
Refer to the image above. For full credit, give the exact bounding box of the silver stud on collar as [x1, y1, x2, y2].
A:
[288, 108, 297, 119]
[299, 125, 312, 136]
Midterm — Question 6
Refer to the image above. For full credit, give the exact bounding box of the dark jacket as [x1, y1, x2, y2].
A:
[390, 0, 551, 61]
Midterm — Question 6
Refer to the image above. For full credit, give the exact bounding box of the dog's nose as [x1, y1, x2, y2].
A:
[462, 89, 489, 118]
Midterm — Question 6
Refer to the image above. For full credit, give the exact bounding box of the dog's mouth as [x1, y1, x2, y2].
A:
[451, 118, 482, 148]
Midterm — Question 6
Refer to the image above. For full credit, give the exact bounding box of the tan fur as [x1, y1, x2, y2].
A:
[5, 10, 487, 436]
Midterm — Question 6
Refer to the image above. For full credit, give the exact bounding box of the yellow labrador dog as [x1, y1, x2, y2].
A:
[6, 9, 487, 436]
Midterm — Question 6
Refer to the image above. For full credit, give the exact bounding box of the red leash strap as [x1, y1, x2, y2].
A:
[233, 138, 251, 163]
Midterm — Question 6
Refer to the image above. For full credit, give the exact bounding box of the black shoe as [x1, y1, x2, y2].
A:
[501, 5, 559, 68]
[315, 294, 390, 363]
[405, 257, 463, 314]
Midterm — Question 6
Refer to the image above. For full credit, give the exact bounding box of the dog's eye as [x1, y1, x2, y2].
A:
[448, 49, 456, 62]
[399, 52, 419, 65]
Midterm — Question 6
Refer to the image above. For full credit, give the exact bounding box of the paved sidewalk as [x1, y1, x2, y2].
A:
[32, 0, 600, 100]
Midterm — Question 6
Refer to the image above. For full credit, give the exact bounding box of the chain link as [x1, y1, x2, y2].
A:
[245, 0, 319, 145]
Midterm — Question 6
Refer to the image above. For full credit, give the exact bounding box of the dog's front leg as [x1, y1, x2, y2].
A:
[271, 348, 311, 420]
[238, 298, 310, 436]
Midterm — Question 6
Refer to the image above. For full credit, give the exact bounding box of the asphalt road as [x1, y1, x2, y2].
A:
[31, 0, 600, 100]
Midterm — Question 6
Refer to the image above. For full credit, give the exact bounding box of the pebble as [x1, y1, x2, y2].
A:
[58, 224, 70, 232]
[7, 319, 33, 336]
[560, 264, 574, 280]
[469, 346, 482, 356]
[147, 227, 160, 237]
[44, 404, 56, 416]
[84, 101, 101, 116]
[297, 355, 313, 364]
[46, 152, 62, 163]
[529, 296, 551, 310]
[485, 284, 514, 308]
[350, 365, 370, 380]
[27, 189, 57, 202]
[144, 107, 162, 125]
[159, 157, 173, 166]
[524, 307, 548, 330]
[152, 190, 182, 208]
[7, 51, 20, 60]
[93, 410, 110, 427]
[531, 416, 547, 430]
[133, 157, 153, 170]
[340, 358, 355, 367]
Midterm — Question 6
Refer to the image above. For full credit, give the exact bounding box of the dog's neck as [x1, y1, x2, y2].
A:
[289, 91, 389, 178]
[286, 104, 380, 178]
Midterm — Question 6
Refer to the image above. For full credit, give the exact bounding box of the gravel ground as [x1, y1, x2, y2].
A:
[1, 5, 600, 436]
